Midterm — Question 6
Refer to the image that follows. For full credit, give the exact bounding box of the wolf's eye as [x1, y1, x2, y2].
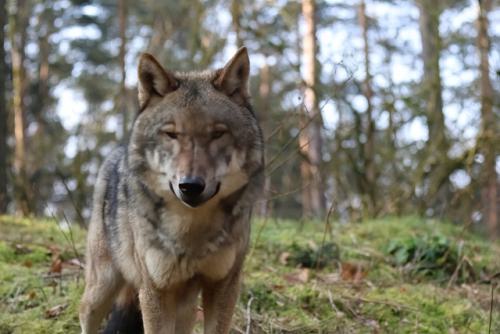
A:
[161, 130, 178, 139]
[164, 131, 178, 139]
[212, 124, 228, 140]
[160, 123, 178, 139]
[212, 130, 226, 140]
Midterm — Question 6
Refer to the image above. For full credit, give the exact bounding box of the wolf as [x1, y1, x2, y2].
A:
[79, 47, 264, 334]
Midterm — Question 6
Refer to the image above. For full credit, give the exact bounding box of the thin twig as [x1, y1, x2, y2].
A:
[255, 183, 308, 203]
[315, 200, 335, 269]
[264, 123, 284, 143]
[54, 168, 85, 227]
[265, 107, 319, 170]
[245, 295, 254, 334]
[37, 285, 48, 303]
[265, 138, 312, 176]
[327, 290, 342, 315]
[48, 209, 84, 281]
[249, 216, 270, 259]
[61, 211, 83, 264]
[446, 256, 464, 289]
[49, 212, 73, 253]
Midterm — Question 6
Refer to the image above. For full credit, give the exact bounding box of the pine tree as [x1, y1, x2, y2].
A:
[300, 0, 325, 218]
[476, 0, 497, 238]
[0, 0, 7, 213]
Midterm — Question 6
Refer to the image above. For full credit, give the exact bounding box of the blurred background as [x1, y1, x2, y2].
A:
[0, 0, 498, 237]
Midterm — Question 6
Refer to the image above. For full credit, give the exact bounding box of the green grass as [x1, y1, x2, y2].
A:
[0, 216, 85, 334]
[0, 215, 498, 333]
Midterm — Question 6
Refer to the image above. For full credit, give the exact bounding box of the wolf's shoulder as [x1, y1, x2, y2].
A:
[102, 145, 127, 167]
[97, 145, 128, 180]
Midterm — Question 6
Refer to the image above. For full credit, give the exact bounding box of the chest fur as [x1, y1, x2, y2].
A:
[143, 204, 239, 289]
[144, 241, 237, 289]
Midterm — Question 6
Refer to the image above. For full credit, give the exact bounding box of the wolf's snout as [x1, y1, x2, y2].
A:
[179, 176, 205, 197]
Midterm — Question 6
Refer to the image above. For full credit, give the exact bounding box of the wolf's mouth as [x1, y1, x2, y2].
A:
[169, 182, 220, 208]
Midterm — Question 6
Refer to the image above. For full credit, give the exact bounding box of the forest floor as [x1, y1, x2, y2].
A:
[0, 215, 499, 333]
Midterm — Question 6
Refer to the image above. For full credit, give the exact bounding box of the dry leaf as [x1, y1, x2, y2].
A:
[28, 291, 37, 300]
[306, 240, 318, 250]
[279, 252, 290, 265]
[50, 257, 63, 274]
[318, 272, 340, 284]
[46, 244, 61, 254]
[45, 304, 67, 318]
[65, 258, 85, 268]
[284, 268, 310, 284]
[196, 306, 204, 322]
[340, 262, 366, 283]
[14, 244, 31, 254]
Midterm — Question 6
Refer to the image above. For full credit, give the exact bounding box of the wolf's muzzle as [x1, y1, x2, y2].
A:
[171, 177, 220, 208]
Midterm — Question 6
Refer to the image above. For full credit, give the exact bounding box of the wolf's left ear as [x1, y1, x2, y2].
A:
[213, 47, 250, 105]
[137, 53, 179, 110]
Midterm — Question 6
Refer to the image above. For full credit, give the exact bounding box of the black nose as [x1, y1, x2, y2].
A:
[178, 177, 205, 197]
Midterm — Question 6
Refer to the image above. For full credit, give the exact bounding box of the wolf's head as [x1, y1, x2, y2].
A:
[128, 48, 264, 208]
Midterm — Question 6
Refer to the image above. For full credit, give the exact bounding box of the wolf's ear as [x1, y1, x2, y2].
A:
[213, 47, 250, 105]
[137, 53, 178, 110]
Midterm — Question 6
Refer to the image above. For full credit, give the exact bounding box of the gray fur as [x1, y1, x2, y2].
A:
[80, 47, 264, 334]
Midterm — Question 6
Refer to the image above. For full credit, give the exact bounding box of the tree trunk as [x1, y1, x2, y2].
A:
[416, 0, 450, 209]
[358, 0, 377, 217]
[0, 0, 8, 212]
[10, 0, 31, 215]
[35, 6, 52, 125]
[29, 4, 55, 156]
[147, 14, 167, 56]
[231, 0, 242, 48]
[417, 0, 446, 150]
[118, 0, 128, 138]
[477, 0, 497, 238]
[257, 60, 271, 217]
[300, 0, 325, 218]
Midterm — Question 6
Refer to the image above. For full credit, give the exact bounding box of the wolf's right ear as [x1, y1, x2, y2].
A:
[137, 53, 179, 110]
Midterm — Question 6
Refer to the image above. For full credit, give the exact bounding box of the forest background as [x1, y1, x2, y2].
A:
[0, 0, 498, 236]
[0, 0, 500, 333]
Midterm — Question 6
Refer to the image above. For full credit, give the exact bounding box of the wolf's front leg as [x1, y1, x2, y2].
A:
[139, 286, 176, 334]
[79, 223, 124, 334]
[202, 270, 242, 334]
[80, 273, 123, 334]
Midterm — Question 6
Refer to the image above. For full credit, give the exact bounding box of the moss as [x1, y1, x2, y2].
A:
[1, 215, 499, 333]
[243, 217, 500, 333]
[0, 242, 51, 265]
[0, 269, 84, 334]
[0, 216, 85, 334]
[359, 284, 495, 333]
